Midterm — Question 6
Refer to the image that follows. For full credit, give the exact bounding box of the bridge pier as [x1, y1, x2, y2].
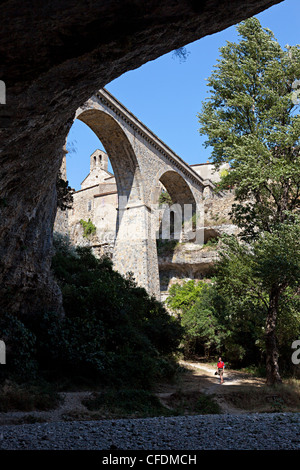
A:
[113, 200, 160, 298]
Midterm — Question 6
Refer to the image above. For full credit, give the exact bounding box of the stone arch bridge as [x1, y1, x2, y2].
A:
[71, 88, 217, 298]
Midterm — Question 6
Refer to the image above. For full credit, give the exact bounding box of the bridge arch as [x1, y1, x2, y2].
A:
[75, 106, 160, 297]
[77, 108, 144, 205]
[159, 170, 197, 207]
[151, 169, 198, 241]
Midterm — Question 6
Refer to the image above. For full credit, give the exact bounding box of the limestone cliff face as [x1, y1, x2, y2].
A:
[157, 191, 238, 296]
[0, 0, 282, 314]
[158, 205, 239, 297]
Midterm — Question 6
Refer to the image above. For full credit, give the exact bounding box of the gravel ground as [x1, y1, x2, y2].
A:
[0, 413, 299, 450]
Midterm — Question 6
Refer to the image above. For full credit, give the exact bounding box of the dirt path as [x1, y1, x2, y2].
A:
[181, 360, 265, 413]
[0, 361, 266, 424]
[155, 360, 266, 414]
[0, 391, 94, 425]
[181, 360, 265, 389]
[188, 362, 250, 414]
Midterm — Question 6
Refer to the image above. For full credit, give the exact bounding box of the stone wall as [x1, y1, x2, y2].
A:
[157, 195, 239, 296]
[204, 191, 236, 226]
[191, 162, 230, 183]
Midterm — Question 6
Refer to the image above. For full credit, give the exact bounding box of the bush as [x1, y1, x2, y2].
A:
[0, 381, 61, 412]
[0, 311, 38, 382]
[166, 280, 226, 358]
[82, 389, 171, 418]
[8, 236, 183, 390]
[164, 391, 221, 415]
[1, 236, 183, 390]
[79, 218, 96, 238]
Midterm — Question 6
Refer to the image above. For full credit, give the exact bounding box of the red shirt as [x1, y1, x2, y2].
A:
[217, 361, 224, 369]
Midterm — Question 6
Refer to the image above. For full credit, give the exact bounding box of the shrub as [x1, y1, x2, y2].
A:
[1, 236, 183, 390]
[158, 190, 172, 207]
[0, 382, 61, 412]
[0, 311, 38, 382]
[164, 391, 221, 415]
[36, 238, 183, 388]
[82, 389, 171, 418]
[79, 218, 96, 238]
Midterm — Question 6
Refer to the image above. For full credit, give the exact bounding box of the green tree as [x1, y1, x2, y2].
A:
[1, 235, 183, 388]
[48, 237, 183, 388]
[166, 280, 206, 315]
[216, 224, 300, 384]
[252, 223, 300, 383]
[198, 17, 300, 240]
[198, 17, 300, 384]
[180, 286, 225, 358]
[167, 280, 226, 357]
[56, 170, 73, 211]
[213, 236, 267, 366]
[158, 190, 173, 207]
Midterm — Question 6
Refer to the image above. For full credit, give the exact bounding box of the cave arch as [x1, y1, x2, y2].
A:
[1, 0, 281, 315]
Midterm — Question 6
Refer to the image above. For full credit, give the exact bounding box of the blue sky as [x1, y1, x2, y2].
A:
[66, 0, 300, 190]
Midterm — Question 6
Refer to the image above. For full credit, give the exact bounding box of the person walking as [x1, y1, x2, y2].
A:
[217, 357, 225, 384]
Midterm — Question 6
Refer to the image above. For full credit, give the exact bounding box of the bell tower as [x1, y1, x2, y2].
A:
[90, 149, 108, 172]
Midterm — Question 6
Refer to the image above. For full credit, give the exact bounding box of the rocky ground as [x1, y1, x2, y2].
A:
[0, 412, 300, 450]
[0, 362, 299, 450]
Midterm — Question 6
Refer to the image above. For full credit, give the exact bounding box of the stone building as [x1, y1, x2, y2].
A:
[66, 149, 118, 258]
[190, 162, 229, 184]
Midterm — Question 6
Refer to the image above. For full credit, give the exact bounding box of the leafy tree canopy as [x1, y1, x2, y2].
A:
[198, 17, 300, 240]
[56, 170, 73, 211]
[197, 17, 300, 384]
